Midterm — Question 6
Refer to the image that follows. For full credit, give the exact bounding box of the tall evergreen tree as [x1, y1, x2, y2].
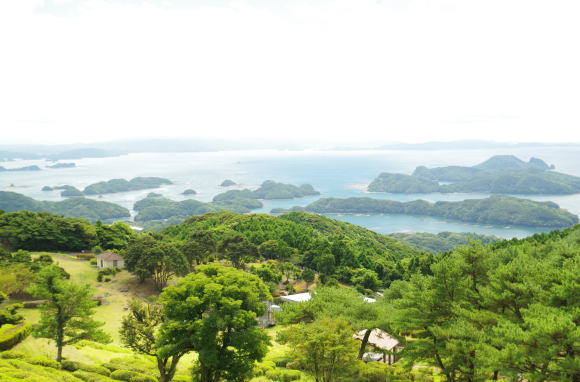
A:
[28, 265, 110, 362]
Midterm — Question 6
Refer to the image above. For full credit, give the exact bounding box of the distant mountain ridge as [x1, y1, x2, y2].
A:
[369, 155, 580, 195]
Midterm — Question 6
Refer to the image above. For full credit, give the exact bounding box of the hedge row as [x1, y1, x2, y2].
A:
[0, 324, 32, 350]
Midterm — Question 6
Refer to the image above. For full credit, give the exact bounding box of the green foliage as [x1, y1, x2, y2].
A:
[264, 368, 302, 382]
[0, 357, 85, 382]
[0, 210, 98, 251]
[180, 229, 216, 267]
[389, 231, 500, 253]
[281, 195, 578, 228]
[73, 370, 117, 382]
[163, 211, 422, 284]
[0, 192, 130, 221]
[0, 263, 36, 297]
[368, 173, 440, 193]
[61, 186, 84, 197]
[0, 324, 32, 350]
[83, 177, 172, 195]
[160, 264, 271, 382]
[27, 265, 111, 361]
[62, 360, 112, 376]
[110, 369, 157, 382]
[95, 221, 135, 250]
[97, 267, 120, 282]
[120, 300, 184, 382]
[25, 355, 61, 369]
[102, 357, 157, 374]
[277, 318, 359, 382]
[124, 234, 188, 290]
[384, 227, 580, 381]
[218, 230, 258, 268]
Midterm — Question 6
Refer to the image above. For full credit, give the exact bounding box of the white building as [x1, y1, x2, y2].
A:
[95, 252, 124, 269]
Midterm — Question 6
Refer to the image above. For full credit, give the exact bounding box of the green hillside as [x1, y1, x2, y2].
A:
[0, 192, 130, 221]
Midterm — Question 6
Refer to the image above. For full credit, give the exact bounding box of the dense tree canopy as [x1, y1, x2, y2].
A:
[159, 265, 271, 382]
[383, 227, 580, 381]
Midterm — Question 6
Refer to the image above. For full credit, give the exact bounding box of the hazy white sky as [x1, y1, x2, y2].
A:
[1, 0, 579, 144]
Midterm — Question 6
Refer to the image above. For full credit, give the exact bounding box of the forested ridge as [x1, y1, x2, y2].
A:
[0, 191, 130, 221]
[272, 195, 579, 228]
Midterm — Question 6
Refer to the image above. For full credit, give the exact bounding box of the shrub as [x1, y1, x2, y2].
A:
[92, 246, 104, 255]
[268, 354, 293, 368]
[0, 324, 32, 350]
[102, 357, 157, 375]
[62, 360, 111, 376]
[74, 370, 117, 382]
[0, 350, 27, 359]
[24, 356, 60, 369]
[77, 253, 96, 260]
[129, 374, 158, 382]
[111, 369, 139, 380]
[265, 369, 302, 382]
[254, 360, 276, 376]
[90, 258, 98, 266]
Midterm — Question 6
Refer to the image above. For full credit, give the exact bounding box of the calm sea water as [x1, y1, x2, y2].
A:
[2, 147, 580, 239]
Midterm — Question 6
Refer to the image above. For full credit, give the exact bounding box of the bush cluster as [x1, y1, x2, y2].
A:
[97, 267, 121, 282]
[0, 324, 32, 350]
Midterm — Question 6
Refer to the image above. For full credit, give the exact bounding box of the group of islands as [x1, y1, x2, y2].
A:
[1, 155, 579, 232]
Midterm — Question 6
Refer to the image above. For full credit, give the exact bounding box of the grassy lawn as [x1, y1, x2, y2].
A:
[9, 253, 315, 381]
[21, 252, 160, 344]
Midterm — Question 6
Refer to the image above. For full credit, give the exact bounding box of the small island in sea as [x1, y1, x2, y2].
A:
[368, 155, 580, 195]
[214, 180, 320, 202]
[46, 162, 76, 169]
[271, 195, 578, 228]
[182, 189, 197, 195]
[220, 179, 237, 187]
[83, 177, 172, 195]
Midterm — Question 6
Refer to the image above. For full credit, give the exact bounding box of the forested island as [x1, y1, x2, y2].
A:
[0, 165, 41, 172]
[132, 193, 263, 228]
[214, 180, 319, 202]
[368, 155, 580, 194]
[0, 191, 130, 220]
[389, 231, 500, 253]
[41, 177, 172, 197]
[271, 195, 578, 228]
[83, 177, 172, 195]
[220, 179, 237, 187]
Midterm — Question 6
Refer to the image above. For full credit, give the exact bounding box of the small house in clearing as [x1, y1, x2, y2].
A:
[355, 329, 401, 365]
[95, 252, 124, 269]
